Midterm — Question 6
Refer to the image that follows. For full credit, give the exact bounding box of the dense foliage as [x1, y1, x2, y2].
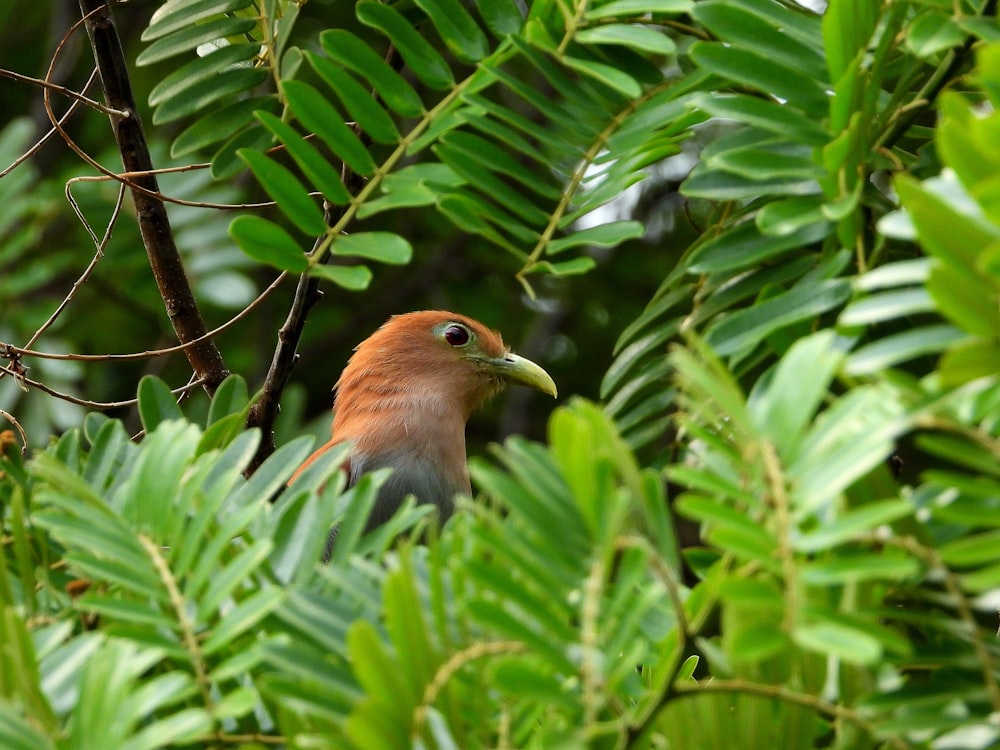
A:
[2, 0, 1000, 748]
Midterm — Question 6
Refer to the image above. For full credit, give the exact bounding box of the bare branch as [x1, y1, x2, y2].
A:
[0, 362, 204, 410]
[0, 69, 100, 180]
[73, 0, 229, 395]
[0, 411, 29, 455]
[5, 273, 287, 364]
[0, 65, 127, 117]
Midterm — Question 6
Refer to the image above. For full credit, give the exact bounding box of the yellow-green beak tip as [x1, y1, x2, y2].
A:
[490, 352, 557, 398]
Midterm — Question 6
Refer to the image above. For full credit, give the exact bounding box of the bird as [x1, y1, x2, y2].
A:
[290, 310, 557, 532]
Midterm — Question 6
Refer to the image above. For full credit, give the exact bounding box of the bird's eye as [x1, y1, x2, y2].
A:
[444, 324, 470, 347]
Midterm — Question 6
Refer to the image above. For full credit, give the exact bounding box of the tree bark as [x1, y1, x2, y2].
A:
[78, 0, 229, 395]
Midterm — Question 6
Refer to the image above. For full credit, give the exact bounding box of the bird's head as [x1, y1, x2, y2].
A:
[335, 311, 557, 421]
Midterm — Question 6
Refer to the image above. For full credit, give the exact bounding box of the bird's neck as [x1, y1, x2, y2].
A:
[332, 379, 473, 487]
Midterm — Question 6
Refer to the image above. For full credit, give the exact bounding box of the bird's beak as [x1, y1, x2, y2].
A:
[486, 352, 558, 398]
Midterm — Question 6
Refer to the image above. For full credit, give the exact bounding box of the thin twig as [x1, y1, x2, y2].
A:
[5, 273, 287, 363]
[888, 534, 1000, 712]
[0, 363, 204, 409]
[669, 679, 911, 750]
[23, 182, 125, 352]
[0, 66, 127, 117]
[0, 411, 29, 455]
[65, 170, 278, 212]
[0, 69, 100, 180]
[412, 640, 528, 741]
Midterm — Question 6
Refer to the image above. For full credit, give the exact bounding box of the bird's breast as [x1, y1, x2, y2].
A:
[350, 446, 471, 530]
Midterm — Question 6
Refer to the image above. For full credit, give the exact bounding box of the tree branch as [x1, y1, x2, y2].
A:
[245, 234, 328, 474]
[244, 43, 401, 474]
[76, 0, 229, 395]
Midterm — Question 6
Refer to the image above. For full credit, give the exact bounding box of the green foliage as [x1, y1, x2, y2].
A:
[149, 0, 693, 293]
[5, 0, 1000, 747]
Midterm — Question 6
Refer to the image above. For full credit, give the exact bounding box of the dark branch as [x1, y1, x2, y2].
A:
[245, 235, 328, 474]
[77, 0, 229, 395]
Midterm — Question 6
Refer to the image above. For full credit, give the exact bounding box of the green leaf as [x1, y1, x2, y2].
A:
[960, 562, 1000, 592]
[415, 0, 490, 62]
[821, 0, 877, 81]
[940, 529, 1000, 566]
[152, 65, 268, 125]
[682, 164, 818, 200]
[332, 233, 412, 265]
[906, 10, 965, 58]
[142, 0, 254, 42]
[896, 174, 1000, 270]
[756, 196, 827, 236]
[357, 1, 455, 90]
[693, 1, 827, 82]
[695, 93, 829, 147]
[688, 220, 831, 273]
[320, 30, 426, 117]
[138, 17, 257, 65]
[196, 538, 274, 622]
[82, 418, 131, 492]
[211, 123, 272, 180]
[437, 195, 530, 257]
[708, 142, 820, 181]
[690, 42, 829, 116]
[171, 96, 277, 157]
[844, 325, 967, 376]
[477, 0, 525, 36]
[586, 0, 693, 19]
[283, 80, 377, 176]
[308, 264, 373, 291]
[255, 111, 351, 205]
[801, 556, 920, 585]
[751, 330, 843, 458]
[206, 374, 249, 425]
[201, 588, 285, 655]
[855, 258, 930, 291]
[548, 221, 643, 254]
[676, 495, 769, 539]
[438, 130, 559, 200]
[125, 708, 214, 750]
[793, 621, 881, 665]
[704, 280, 851, 356]
[939, 338, 1000, 386]
[212, 686, 258, 720]
[791, 385, 903, 513]
[357, 183, 437, 217]
[718, 578, 784, 609]
[926, 262, 1000, 337]
[238, 149, 327, 236]
[229, 215, 307, 272]
[794, 500, 914, 553]
[839, 288, 935, 326]
[576, 24, 675, 54]
[0, 703, 54, 750]
[75, 596, 174, 629]
[728, 625, 790, 663]
[308, 53, 401, 144]
[527, 257, 598, 276]
[149, 44, 258, 107]
[137, 375, 183, 433]
[490, 657, 571, 703]
[562, 56, 642, 97]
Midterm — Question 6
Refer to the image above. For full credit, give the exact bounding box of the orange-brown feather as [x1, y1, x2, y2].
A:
[289, 311, 512, 526]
